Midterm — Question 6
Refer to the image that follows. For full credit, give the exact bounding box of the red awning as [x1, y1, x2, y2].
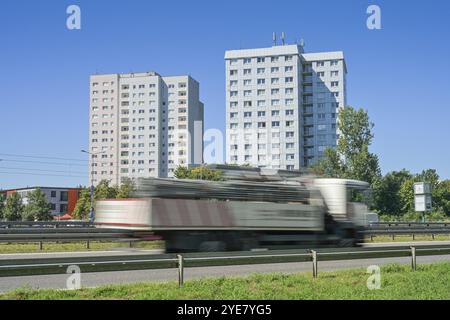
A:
[53, 214, 73, 220]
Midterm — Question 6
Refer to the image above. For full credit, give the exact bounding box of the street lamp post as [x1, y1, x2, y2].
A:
[81, 150, 105, 223]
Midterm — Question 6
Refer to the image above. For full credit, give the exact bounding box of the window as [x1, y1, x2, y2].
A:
[257, 100, 266, 107]
[285, 77, 293, 83]
[244, 101, 252, 107]
[230, 70, 238, 76]
[286, 131, 294, 138]
[243, 58, 251, 64]
[230, 59, 238, 65]
[59, 204, 68, 214]
[230, 112, 238, 118]
[330, 60, 339, 66]
[60, 191, 68, 202]
[316, 61, 325, 67]
[230, 123, 238, 129]
[271, 110, 280, 116]
[244, 69, 251, 75]
[271, 78, 279, 85]
[331, 70, 339, 77]
[230, 91, 238, 97]
[244, 90, 252, 97]
[271, 67, 279, 73]
[285, 99, 293, 105]
[286, 142, 294, 149]
[51, 191, 56, 198]
[244, 112, 252, 118]
[285, 55, 293, 62]
[257, 111, 266, 117]
[257, 68, 265, 74]
[286, 154, 295, 160]
[257, 89, 265, 96]
[257, 78, 265, 85]
[243, 79, 251, 86]
[257, 57, 265, 63]
[271, 56, 279, 62]
[271, 121, 280, 127]
[271, 88, 279, 95]
[331, 81, 339, 87]
[285, 66, 293, 72]
[285, 88, 293, 95]
[318, 113, 326, 120]
[244, 122, 252, 129]
[258, 122, 266, 128]
[271, 99, 280, 106]
[285, 109, 294, 116]
[230, 80, 238, 86]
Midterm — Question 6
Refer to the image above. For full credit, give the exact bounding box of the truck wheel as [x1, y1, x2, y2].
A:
[198, 241, 226, 252]
[338, 238, 355, 247]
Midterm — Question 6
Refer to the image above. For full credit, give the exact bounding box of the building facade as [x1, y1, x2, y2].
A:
[1, 187, 81, 217]
[89, 72, 204, 185]
[225, 44, 346, 169]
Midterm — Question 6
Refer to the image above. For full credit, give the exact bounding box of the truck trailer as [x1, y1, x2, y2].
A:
[94, 167, 370, 252]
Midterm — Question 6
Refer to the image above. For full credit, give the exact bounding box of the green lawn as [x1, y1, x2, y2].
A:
[0, 241, 163, 254]
[366, 234, 450, 243]
[2, 262, 450, 300]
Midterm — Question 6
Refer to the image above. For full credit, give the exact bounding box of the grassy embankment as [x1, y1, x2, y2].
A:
[0, 241, 163, 254]
[1, 262, 450, 300]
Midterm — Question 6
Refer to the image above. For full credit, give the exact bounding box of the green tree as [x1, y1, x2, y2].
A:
[95, 180, 118, 199]
[372, 169, 413, 215]
[434, 180, 450, 215]
[22, 188, 52, 221]
[72, 180, 132, 220]
[72, 187, 91, 220]
[174, 166, 224, 181]
[311, 106, 381, 184]
[3, 193, 23, 221]
[399, 178, 416, 214]
[0, 193, 5, 220]
[116, 178, 135, 199]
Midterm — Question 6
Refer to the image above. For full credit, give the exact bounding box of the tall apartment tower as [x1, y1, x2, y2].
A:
[225, 43, 346, 169]
[89, 72, 204, 185]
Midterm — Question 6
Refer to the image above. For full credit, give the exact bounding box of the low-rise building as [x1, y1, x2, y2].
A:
[1, 187, 81, 217]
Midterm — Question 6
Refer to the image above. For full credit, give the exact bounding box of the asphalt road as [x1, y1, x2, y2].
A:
[1, 244, 450, 293]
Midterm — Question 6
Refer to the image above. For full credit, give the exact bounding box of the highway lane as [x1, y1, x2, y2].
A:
[1, 252, 450, 293]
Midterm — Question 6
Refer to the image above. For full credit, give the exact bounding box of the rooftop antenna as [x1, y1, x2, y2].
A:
[281, 32, 285, 45]
[272, 32, 277, 46]
[300, 38, 305, 48]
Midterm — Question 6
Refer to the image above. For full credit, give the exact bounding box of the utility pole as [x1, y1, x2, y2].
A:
[81, 150, 105, 223]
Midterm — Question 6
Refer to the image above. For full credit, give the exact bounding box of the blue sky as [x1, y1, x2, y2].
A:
[0, 0, 449, 189]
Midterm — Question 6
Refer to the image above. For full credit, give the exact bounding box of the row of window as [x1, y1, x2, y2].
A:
[229, 66, 294, 76]
[229, 55, 294, 65]
[229, 121, 296, 129]
[230, 110, 295, 118]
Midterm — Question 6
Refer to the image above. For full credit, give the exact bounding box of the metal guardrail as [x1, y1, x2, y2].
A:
[1, 245, 450, 285]
[0, 221, 91, 229]
[0, 221, 450, 247]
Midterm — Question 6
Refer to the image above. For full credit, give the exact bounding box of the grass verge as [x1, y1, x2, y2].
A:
[0, 241, 163, 254]
[2, 262, 450, 300]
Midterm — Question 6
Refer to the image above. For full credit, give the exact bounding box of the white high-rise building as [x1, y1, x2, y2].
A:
[89, 72, 204, 185]
[225, 43, 346, 169]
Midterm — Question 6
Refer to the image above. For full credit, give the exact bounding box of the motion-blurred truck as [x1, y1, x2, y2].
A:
[94, 166, 371, 252]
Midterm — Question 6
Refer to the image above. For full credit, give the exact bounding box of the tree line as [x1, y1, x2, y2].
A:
[310, 106, 450, 221]
[0, 189, 53, 221]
